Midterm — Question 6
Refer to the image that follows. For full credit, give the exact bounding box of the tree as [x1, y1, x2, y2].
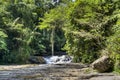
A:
[0, 0, 46, 63]
[40, 1, 69, 55]
[63, 0, 119, 63]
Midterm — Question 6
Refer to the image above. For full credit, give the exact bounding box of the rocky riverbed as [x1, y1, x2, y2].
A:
[0, 63, 120, 80]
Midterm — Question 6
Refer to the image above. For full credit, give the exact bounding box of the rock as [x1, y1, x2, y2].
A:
[0, 63, 119, 80]
[90, 76, 120, 80]
[29, 56, 46, 64]
[91, 56, 113, 72]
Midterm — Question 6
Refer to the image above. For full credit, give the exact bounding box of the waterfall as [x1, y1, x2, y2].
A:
[43, 55, 73, 64]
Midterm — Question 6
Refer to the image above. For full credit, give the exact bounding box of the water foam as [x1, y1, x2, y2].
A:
[43, 55, 73, 64]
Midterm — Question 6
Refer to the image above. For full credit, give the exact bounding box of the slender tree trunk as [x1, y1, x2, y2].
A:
[51, 27, 55, 56]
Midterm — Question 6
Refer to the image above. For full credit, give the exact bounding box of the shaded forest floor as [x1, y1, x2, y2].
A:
[0, 63, 120, 80]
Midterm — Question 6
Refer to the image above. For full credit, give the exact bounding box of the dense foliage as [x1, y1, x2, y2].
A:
[0, 0, 57, 64]
[64, 0, 119, 63]
[63, 0, 120, 72]
[0, 0, 120, 73]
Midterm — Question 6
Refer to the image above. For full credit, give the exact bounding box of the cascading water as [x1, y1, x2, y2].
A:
[43, 55, 73, 64]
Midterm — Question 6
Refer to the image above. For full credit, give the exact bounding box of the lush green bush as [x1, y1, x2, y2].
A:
[0, 29, 8, 63]
[107, 13, 120, 72]
[0, 0, 45, 64]
[63, 0, 120, 64]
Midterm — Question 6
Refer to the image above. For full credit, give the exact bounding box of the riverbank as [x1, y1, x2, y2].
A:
[0, 64, 37, 70]
[0, 63, 120, 80]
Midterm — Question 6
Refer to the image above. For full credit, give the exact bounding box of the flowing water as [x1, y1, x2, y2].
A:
[43, 55, 73, 64]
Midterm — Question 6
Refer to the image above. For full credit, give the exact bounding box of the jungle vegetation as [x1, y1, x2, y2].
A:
[0, 0, 120, 72]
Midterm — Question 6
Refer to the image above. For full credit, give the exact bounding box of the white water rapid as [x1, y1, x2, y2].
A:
[43, 55, 73, 64]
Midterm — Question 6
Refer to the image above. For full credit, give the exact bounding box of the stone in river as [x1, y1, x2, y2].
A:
[91, 56, 113, 72]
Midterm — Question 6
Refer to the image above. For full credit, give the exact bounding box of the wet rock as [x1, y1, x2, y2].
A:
[90, 76, 120, 80]
[0, 63, 119, 80]
[91, 56, 113, 72]
[29, 56, 46, 64]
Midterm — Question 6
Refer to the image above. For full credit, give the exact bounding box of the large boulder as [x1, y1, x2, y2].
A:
[91, 56, 113, 72]
[29, 56, 46, 64]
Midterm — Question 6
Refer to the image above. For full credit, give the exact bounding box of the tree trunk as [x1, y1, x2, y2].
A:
[51, 28, 55, 56]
